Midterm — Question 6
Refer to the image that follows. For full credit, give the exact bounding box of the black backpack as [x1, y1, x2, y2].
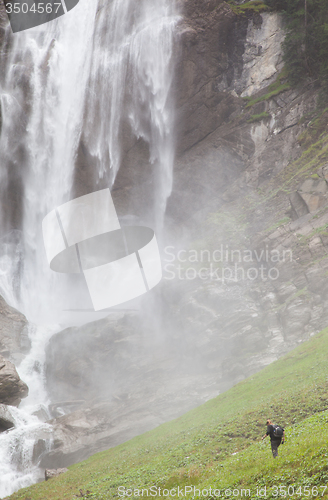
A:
[273, 424, 284, 438]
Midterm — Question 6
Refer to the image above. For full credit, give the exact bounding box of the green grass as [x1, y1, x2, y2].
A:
[273, 287, 309, 312]
[295, 223, 328, 248]
[242, 131, 328, 213]
[228, 0, 269, 15]
[247, 111, 270, 123]
[7, 327, 328, 500]
[297, 108, 328, 149]
[243, 69, 291, 109]
[265, 216, 291, 233]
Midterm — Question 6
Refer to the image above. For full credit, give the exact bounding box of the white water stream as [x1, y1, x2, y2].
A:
[0, 0, 179, 496]
[0, 324, 56, 498]
[85, 0, 179, 228]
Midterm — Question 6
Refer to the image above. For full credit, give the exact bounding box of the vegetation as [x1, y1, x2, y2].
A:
[297, 107, 328, 148]
[265, 216, 291, 232]
[247, 111, 271, 123]
[242, 128, 328, 212]
[243, 69, 291, 109]
[8, 327, 328, 500]
[228, 0, 269, 15]
[263, 0, 328, 92]
[296, 222, 328, 245]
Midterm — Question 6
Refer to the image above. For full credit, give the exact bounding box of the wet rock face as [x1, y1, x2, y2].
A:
[237, 13, 285, 97]
[0, 404, 14, 432]
[41, 403, 167, 468]
[46, 314, 146, 403]
[0, 3, 8, 45]
[0, 295, 30, 365]
[0, 354, 28, 406]
[291, 178, 328, 215]
[45, 310, 222, 405]
[175, 0, 246, 154]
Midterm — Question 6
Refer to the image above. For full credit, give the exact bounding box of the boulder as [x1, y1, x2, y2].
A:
[0, 295, 30, 364]
[45, 468, 68, 481]
[41, 394, 212, 468]
[0, 404, 14, 432]
[289, 191, 310, 219]
[0, 355, 28, 406]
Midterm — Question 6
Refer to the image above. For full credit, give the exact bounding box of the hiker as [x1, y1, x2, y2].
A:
[261, 419, 285, 458]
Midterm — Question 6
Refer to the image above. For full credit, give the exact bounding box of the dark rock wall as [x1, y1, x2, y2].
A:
[175, 0, 248, 154]
[0, 295, 29, 409]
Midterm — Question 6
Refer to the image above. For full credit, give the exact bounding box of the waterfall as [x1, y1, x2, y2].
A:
[0, 1, 99, 320]
[0, 0, 180, 496]
[85, 0, 179, 229]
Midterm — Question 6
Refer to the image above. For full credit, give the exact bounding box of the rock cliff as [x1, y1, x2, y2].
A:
[0, 295, 30, 364]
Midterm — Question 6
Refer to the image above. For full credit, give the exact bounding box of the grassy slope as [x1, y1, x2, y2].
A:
[8, 327, 328, 500]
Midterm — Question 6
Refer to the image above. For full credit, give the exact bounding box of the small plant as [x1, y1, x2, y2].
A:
[265, 217, 291, 232]
[228, 0, 269, 15]
[247, 111, 271, 123]
[298, 108, 328, 149]
[243, 68, 290, 109]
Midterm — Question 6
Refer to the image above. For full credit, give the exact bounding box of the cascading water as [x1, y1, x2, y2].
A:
[0, 0, 179, 496]
[0, 1, 99, 319]
[85, 0, 179, 230]
[0, 324, 56, 498]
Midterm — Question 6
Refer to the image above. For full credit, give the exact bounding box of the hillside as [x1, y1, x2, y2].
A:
[7, 326, 328, 500]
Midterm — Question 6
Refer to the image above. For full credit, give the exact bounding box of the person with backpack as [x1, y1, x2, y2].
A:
[261, 419, 285, 458]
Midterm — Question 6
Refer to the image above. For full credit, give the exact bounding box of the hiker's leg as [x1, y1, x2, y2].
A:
[271, 441, 278, 458]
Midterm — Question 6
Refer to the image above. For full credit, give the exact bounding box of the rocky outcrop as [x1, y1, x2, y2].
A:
[42, 402, 168, 468]
[45, 468, 68, 481]
[0, 404, 14, 432]
[45, 312, 224, 410]
[237, 13, 285, 97]
[43, 356, 229, 468]
[292, 177, 328, 215]
[175, 0, 243, 153]
[0, 354, 28, 406]
[0, 295, 30, 364]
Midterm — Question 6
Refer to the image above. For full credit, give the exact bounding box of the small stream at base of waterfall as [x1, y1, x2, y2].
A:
[0, 324, 58, 499]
